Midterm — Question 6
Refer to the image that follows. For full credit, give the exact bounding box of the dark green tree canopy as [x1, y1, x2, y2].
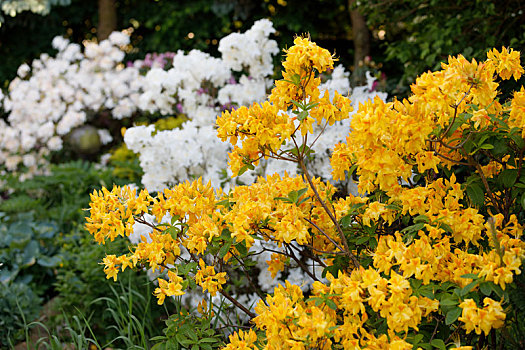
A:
[355, 0, 525, 94]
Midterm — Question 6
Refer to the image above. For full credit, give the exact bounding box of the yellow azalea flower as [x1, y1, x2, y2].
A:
[459, 298, 506, 336]
[509, 87, 525, 138]
[195, 259, 227, 296]
[222, 329, 258, 350]
[487, 47, 524, 81]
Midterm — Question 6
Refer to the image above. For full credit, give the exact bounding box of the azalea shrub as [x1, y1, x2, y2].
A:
[86, 37, 525, 349]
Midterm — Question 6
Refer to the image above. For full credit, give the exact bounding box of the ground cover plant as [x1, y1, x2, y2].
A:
[86, 35, 525, 349]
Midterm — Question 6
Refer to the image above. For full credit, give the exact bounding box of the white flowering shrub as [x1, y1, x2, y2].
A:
[125, 19, 280, 191]
[0, 31, 142, 175]
[0, 20, 279, 178]
[0, 0, 70, 21]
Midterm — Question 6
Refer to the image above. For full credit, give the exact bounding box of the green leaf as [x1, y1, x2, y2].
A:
[356, 236, 369, 245]
[237, 165, 250, 176]
[235, 241, 248, 256]
[296, 196, 311, 206]
[297, 110, 309, 121]
[297, 188, 308, 199]
[175, 334, 189, 346]
[460, 280, 479, 296]
[288, 190, 299, 203]
[445, 307, 462, 325]
[440, 298, 458, 307]
[215, 199, 231, 208]
[289, 74, 301, 85]
[466, 183, 485, 207]
[37, 255, 61, 268]
[479, 144, 494, 149]
[325, 298, 337, 310]
[413, 333, 424, 345]
[413, 215, 429, 223]
[170, 215, 181, 225]
[340, 215, 352, 227]
[419, 287, 435, 299]
[500, 169, 518, 188]
[460, 273, 479, 280]
[218, 240, 232, 258]
[274, 196, 293, 203]
[480, 282, 492, 296]
[186, 330, 198, 342]
[400, 222, 425, 234]
[430, 338, 446, 350]
[199, 338, 219, 343]
[521, 192, 525, 210]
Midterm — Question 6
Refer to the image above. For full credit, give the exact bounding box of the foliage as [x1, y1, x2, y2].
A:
[0, 0, 70, 21]
[0, 0, 96, 85]
[0, 159, 135, 346]
[151, 308, 224, 350]
[355, 0, 525, 95]
[0, 215, 62, 292]
[0, 281, 41, 346]
[53, 226, 180, 348]
[0, 160, 127, 232]
[0, 213, 62, 346]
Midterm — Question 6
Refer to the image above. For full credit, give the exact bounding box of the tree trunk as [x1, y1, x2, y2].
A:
[98, 0, 117, 41]
[348, 0, 370, 86]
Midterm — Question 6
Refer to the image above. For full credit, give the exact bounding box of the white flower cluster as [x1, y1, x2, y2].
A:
[0, 31, 142, 173]
[1, 0, 70, 19]
[125, 19, 280, 191]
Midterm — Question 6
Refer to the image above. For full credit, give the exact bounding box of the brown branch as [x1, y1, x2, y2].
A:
[220, 290, 256, 319]
[284, 244, 320, 282]
[468, 155, 501, 213]
[229, 251, 268, 304]
[303, 217, 345, 252]
[299, 159, 360, 268]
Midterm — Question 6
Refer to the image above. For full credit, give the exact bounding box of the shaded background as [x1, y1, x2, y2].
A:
[1, 0, 524, 95]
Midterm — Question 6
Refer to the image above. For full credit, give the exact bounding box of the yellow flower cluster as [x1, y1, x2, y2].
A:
[86, 173, 344, 304]
[248, 268, 437, 349]
[216, 102, 295, 175]
[393, 175, 485, 245]
[222, 329, 258, 350]
[458, 298, 506, 336]
[154, 270, 185, 305]
[509, 87, 525, 138]
[217, 36, 352, 176]
[86, 185, 153, 244]
[253, 281, 337, 350]
[87, 42, 525, 348]
[270, 36, 334, 111]
[195, 259, 227, 296]
[331, 47, 523, 194]
[478, 214, 525, 290]
[486, 47, 524, 81]
[222, 173, 338, 248]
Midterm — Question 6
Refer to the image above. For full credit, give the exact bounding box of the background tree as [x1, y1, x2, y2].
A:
[354, 0, 525, 95]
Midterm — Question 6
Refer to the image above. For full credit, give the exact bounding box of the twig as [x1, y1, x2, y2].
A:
[299, 159, 360, 268]
[303, 217, 345, 252]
